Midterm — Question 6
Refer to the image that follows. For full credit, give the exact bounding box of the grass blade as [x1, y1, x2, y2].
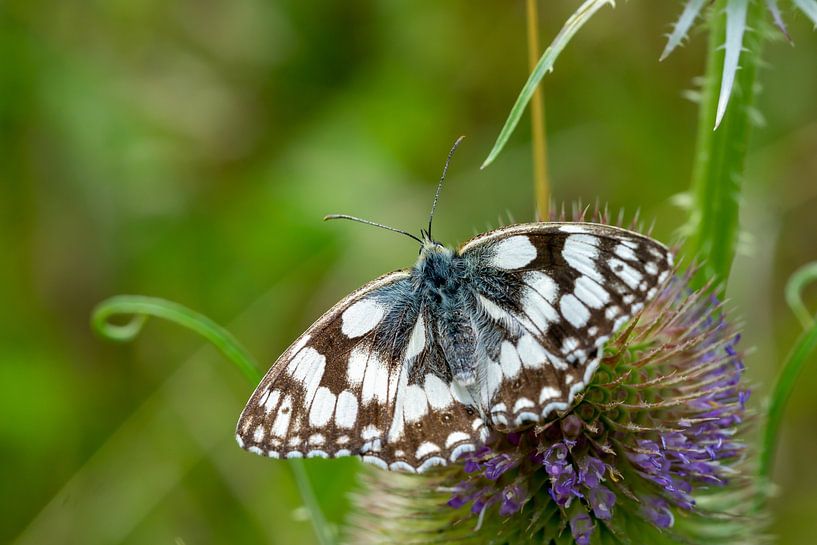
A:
[481, 0, 614, 169]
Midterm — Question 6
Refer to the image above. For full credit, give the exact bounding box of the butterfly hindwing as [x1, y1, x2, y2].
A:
[458, 222, 672, 430]
[236, 271, 485, 472]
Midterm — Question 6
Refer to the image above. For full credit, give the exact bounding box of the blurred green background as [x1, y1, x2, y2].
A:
[2, 1, 816, 543]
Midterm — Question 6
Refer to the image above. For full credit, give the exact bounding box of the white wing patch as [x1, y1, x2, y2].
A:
[526, 271, 558, 303]
[424, 374, 454, 409]
[559, 293, 590, 328]
[286, 347, 325, 406]
[490, 235, 537, 269]
[523, 287, 560, 332]
[608, 257, 643, 289]
[403, 385, 430, 423]
[574, 275, 610, 309]
[499, 341, 522, 379]
[334, 390, 358, 429]
[562, 234, 603, 282]
[308, 387, 337, 427]
[271, 394, 293, 438]
[341, 298, 385, 338]
[405, 314, 426, 360]
[361, 351, 390, 404]
[346, 346, 368, 387]
[517, 334, 547, 369]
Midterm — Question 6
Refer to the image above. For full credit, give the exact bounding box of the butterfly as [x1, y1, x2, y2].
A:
[236, 138, 672, 473]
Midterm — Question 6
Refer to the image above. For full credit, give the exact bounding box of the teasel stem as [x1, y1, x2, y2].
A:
[684, 0, 765, 293]
[526, 0, 550, 220]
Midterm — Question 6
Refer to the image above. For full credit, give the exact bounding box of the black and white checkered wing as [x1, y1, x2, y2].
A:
[236, 270, 484, 473]
[458, 222, 673, 430]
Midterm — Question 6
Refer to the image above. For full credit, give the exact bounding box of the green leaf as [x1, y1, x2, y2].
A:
[481, 0, 614, 169]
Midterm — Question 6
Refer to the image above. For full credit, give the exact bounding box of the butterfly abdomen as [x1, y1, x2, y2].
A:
[437, 307, 478, 385]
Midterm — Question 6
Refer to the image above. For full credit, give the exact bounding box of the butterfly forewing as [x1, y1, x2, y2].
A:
[458, 222, 672, 430]
[236, 270, 486, 472]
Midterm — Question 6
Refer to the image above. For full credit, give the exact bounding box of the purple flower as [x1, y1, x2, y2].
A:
[499, 484, 525, 516]
[642, 495, 674, 528]
[577, 456, 606, 488]
[569, 512, 594, 545]
[483, 453, 516, 481]
[549, 462, 580, 507]
[587, 486, 616, 520]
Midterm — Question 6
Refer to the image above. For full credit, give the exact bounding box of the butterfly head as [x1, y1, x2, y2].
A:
[418, 228, 451, 256]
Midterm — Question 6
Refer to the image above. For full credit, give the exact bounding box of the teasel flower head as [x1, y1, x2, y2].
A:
[349, 214, 763, 545]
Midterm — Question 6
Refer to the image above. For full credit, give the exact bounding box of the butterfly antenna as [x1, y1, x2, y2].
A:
[427, 135, 466, 240]
[324, 214, 424, 244]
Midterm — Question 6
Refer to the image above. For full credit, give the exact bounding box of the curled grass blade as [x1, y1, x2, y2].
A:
[91, 295, 336, 545]
[759, 262, 817, 488]
[92, 295, 262, 383]
[481, 0, 614, 169]
[785, 262, 817, 329]
[661, 0, 708, 61]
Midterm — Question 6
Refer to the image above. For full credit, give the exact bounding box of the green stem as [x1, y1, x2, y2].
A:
[526, 0, 550, 220]
[481, 0, 613, 169]
[684, 0, 765, 292]
[92, 295, 336, 545]
[759, 263, 817, 487]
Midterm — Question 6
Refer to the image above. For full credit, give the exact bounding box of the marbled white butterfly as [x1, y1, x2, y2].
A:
[236, 139, 672, 473]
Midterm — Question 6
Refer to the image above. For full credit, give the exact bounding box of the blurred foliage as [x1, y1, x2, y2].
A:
[1, 1, 816, 544]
